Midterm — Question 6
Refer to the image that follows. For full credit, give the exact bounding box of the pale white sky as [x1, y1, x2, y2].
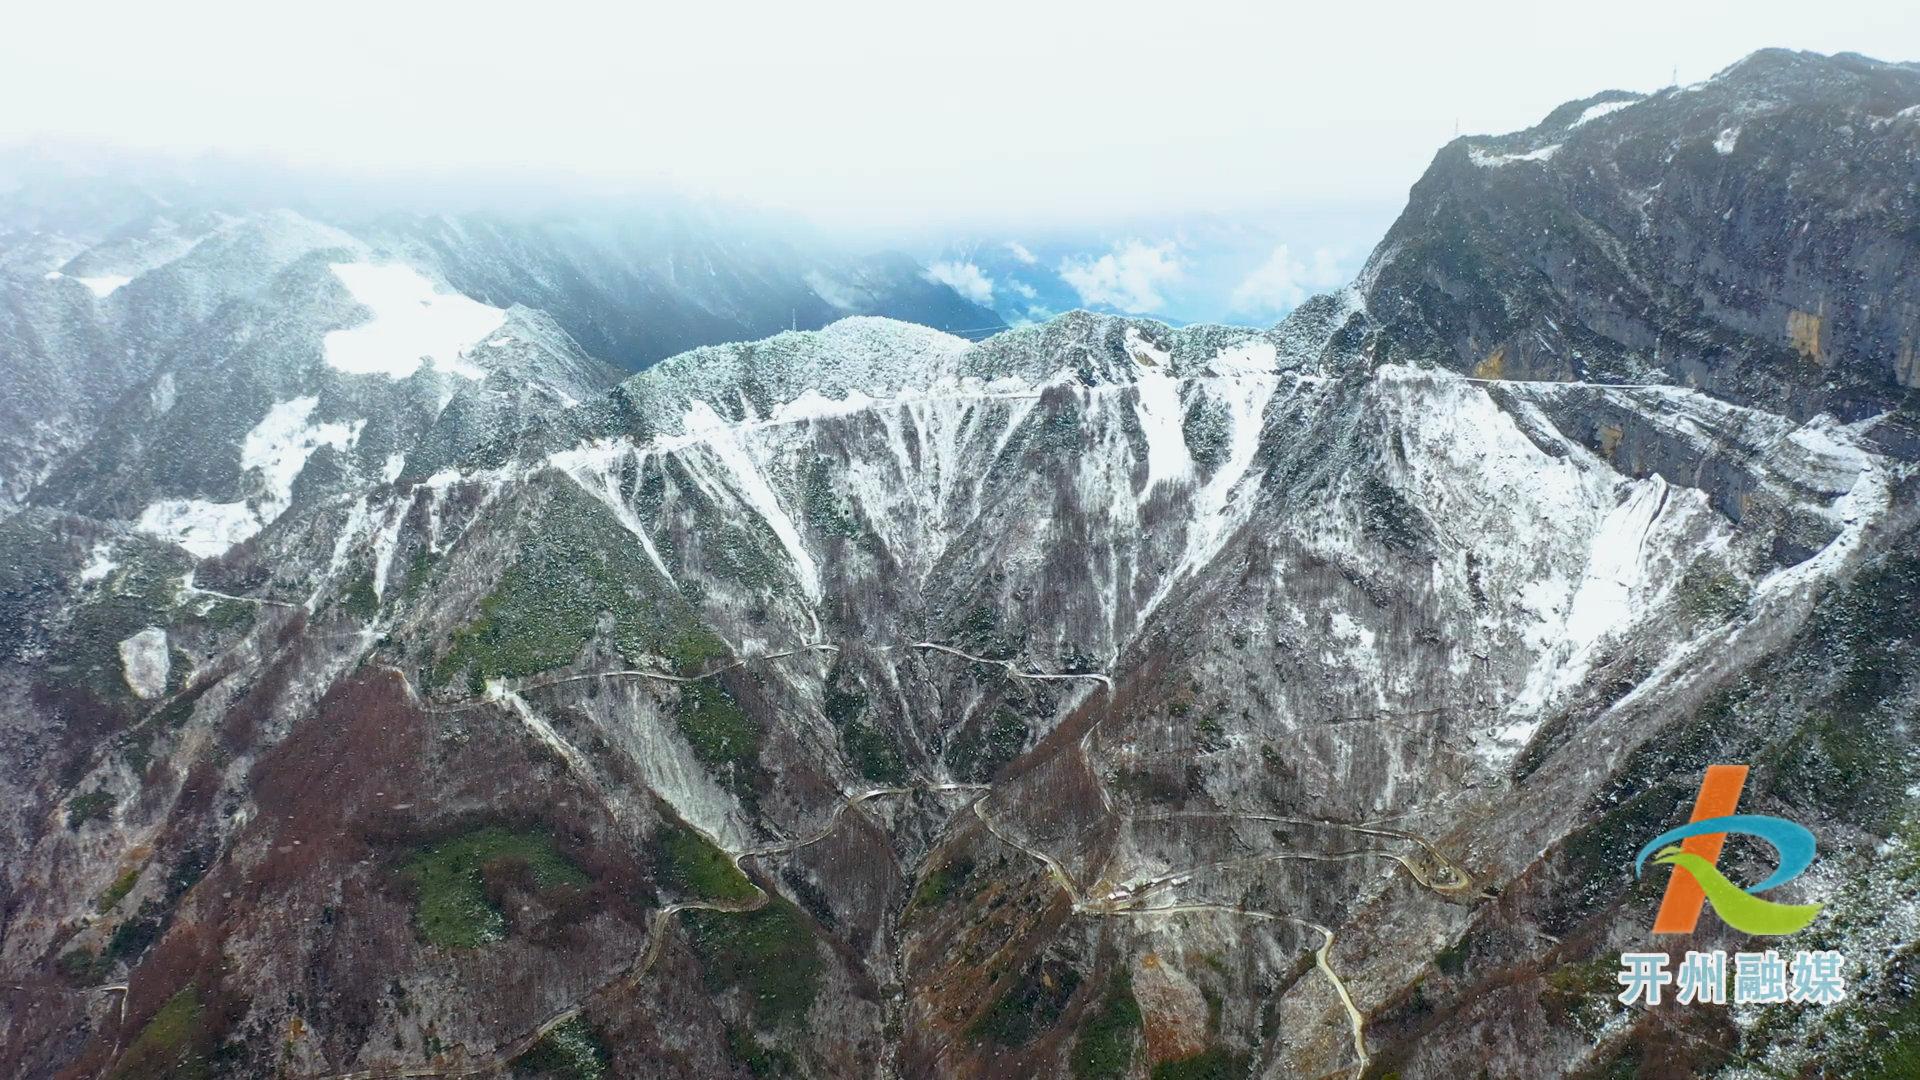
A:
[5, 0, 1917, 229]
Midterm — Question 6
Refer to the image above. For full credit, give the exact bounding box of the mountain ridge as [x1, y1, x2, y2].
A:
[1, 47, 1917, 1080]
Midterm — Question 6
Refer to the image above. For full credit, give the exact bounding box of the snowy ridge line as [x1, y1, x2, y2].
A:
[535, 365, 1306, 613]
[568, 365, 1308, 464]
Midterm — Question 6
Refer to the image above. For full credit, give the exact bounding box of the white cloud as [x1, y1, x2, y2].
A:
[1008, 280, 1037, 300]
[1057, 240, 1183, 313]
[4, 3, 1918, 228]
[924, 259, 995, 306]
[1229, 244, 1348, 316]
[1005, 241, 1038, 264]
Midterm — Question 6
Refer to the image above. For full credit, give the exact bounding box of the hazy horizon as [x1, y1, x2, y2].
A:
[9, 3, 1920, 324]
[9, 2, 1919, 230]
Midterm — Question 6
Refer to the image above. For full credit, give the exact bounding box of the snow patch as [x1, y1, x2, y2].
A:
[243, 397, 362, 503]
[1715, 127, 1741, 154]
[681, 401, 821, 601]
[150, 372, 176, 414]
[1504, 476, 1671, 736]
[75, 274, 134, 297]
[135, 501, 263, 561]
[771, 388, 879, 424]
[1206, 341, 1278, 377]
[136, 397, 363, 558]
[1124, 326, 1172, 368]
[324, 262, 505, 380]
[80, 543, 118, 583]
[1570, 99, 1638, 127]
[1131, 363, 1193, 493]
[117, 627, 170, 699]
[1470, 143, 1562, 167]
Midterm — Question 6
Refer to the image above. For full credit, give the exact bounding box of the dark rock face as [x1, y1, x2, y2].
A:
[1365, 50, 1920, 449]
[1, 51, 1917, 1080]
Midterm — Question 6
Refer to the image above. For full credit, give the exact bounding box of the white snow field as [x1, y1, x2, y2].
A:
[324, 262, 506, 380]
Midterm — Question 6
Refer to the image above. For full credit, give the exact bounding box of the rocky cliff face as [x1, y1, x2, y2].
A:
[1363, 49, 1920, 453]
[2, 51, 1918, 1080]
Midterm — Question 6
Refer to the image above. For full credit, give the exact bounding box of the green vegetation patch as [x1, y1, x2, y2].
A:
[68, 789, 116, 829]
[1542, 956, 1620, 1031]
[111, 987, 207, 1079]
[511, 1015, 609, 1080]
[664, 624, 732, 673]
[726, 1026, 801, 1077]
[98, 867, 140, 913]
[432, 485, 714, 692]
[1434, 936, 1470, 977]
[1182, 398, 1233, 474]
[1357, 472, 1433, 556]
[1674, 559, 1750, 624]
[57, 947, 108, 985]
[107, 900, 167, 963]
[653, 820, 756, 903]
[1073, 969, 1142, 1080]
[1036, 394, 1085, 454]
[41, 537, 190, 709]
[190, 598, 255, 634]
[1769, 711, 1910, 835]
[1151, 1046, 1252, 1080]
[909, 853, 976, 914]
[945, 709, 1028, 782]
[675, 680, 761, 774]
[842, 719, 906, 783]
[1550, 782, 1683, 930]
[822, 674, 904, 783]
[969, 956, 1081, 1048]
[1850, 983, 1920, 1080]
[341, 572, 379, 623]
[402, 826, 589, 948]
[949, 602, 1026, 661]
[682, 899, 821, 1027]
[401, 547, 437, 601]
[1759, 548, 1920, 833]
[800, 456, 862, 541]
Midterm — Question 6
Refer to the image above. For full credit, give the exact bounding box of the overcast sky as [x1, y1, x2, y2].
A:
[6, 0, 1918, 234]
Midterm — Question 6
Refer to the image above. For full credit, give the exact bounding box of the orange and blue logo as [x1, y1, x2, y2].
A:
[1635, 764, 1823, 936]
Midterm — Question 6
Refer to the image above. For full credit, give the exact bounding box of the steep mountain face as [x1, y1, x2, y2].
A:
[1363, 49, 1920, 452]
[2, 51, 1918, 1080]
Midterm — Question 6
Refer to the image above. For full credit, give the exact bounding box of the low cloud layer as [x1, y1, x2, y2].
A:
[924, 259, 995, 306]
[1230, 244, 1350, 316]
[1059, 240, 1184, 313]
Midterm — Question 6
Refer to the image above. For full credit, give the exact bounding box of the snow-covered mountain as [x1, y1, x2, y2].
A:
[1, 49, 1917, 1080]
[0, 157, 1006, 519]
